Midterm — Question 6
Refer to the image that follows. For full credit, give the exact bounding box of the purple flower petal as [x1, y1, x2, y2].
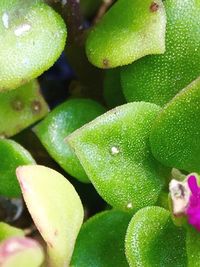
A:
[186, 175, 200, 231]
[188, 175, 199, 195]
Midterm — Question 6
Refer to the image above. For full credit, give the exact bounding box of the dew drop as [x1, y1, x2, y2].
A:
[14, 24, 31, 36]
[110, 146, 120, 155]
[127, 202, 133, 209]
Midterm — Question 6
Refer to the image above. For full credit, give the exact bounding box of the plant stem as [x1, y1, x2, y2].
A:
[63, 0, 85, 45]
[93, 0, 114, 24]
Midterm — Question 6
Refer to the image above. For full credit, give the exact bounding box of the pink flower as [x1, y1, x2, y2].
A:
[186, 175, 200, 231]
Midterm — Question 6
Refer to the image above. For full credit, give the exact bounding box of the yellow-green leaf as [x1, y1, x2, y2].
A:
[16, 165, 84, 267]
[0, 237, 44, 267]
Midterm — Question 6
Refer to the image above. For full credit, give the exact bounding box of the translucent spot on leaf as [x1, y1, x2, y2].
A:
[14, 24, 31, 36]
[2, 12, 9, 29]
[127, 202, 133, 209]
[31, 100, 41, 114]
[110, 146, 120, 155]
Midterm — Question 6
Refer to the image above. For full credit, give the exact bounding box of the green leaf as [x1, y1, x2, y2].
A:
[150, 77, 200, 173]
[16, 165, 84, 267]
[86, 0, 166, 68]
[103, 69, 126, 109]
[125, 206, 187, 267]
[186, 225, 200, 267]
[0, 139, 35, 198]
[0, 237, 44, 267]
[121, 0, 200, 106]
[0, 0, 67, 91]
[67, 102, 170, 211]
[34, 99, 106, 183]
[0, 223, 24, 242]
[71, 210, 131, 267]
[0, 80, 49, 138]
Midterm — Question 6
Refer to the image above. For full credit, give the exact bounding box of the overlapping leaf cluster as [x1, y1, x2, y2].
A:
[1, 0, 200, 266]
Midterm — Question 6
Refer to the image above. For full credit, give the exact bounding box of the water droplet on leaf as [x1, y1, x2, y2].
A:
[110, 146, 120, 155]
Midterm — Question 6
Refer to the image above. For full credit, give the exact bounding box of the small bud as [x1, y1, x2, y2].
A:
[169, 174, 200, 232]
[169, 179, 190, 216]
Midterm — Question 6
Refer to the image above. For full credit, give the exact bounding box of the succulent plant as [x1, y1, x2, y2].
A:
[1, 0, 200, 266]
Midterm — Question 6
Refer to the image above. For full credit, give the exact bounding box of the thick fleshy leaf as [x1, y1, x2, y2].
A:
[16, 165, 84, 267]
[86, 0, 166, 68]
[0, 139, 35, 198]
[0, 0, 67, 91]
[103, 69, 126, 109]
[0, 223, 24, 242]
[186, 225, 200, 267]
[121, 0, 200, 106]
[34, 99, 106, 183]
[67, 102, 170, 211]
[0, 80, 49, 138]
[150, 77, 200, 173]
[125, 206, 187, 267]
[71, 210, 131, 267]
[0, 237, 44, 267]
